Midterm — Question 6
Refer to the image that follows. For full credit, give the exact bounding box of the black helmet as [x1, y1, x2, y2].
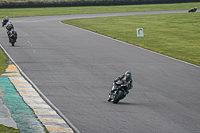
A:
[125, 71, 131, 81]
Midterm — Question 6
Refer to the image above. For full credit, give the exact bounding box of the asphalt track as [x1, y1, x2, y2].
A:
[1, 10, 200, 133]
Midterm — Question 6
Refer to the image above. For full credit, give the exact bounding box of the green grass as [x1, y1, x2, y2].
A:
[0, 2, 200, 18]
[0, 124, 19, 133]
[0, 48, 8, 75]
[63, 12, 200, 66]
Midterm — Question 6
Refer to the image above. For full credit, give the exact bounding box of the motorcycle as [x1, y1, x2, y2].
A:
[2, 21, 8, 27]
[188, 7, 197, 13]
[108, 80, 129, 104]
[9, 34, 17, 46]
[6, 24, 14, 31]
[2, 18, 9, 27]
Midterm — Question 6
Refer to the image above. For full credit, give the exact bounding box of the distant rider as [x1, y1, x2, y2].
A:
[189, 7, 197, 12]
[3, 16, 9, 24]
[8, 29, 17, 42]
[6, 22, 14, 31]
[193, 7, 197, 12]
[108, 71, 133, 101]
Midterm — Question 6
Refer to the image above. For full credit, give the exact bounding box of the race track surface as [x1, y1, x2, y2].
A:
[1, 10, 200, 133]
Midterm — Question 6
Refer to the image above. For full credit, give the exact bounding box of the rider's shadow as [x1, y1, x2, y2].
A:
[117, 102, 138, 105]
[109, 101, 140, 106]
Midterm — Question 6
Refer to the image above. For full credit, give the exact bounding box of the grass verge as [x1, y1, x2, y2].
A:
[0, 2, 200, 18]
[0, 124, 19, 133]
[0, 48, 8, 75]
[63, 12, 200, 66]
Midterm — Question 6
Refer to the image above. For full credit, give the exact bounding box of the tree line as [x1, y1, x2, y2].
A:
[0, 0, 199, 8]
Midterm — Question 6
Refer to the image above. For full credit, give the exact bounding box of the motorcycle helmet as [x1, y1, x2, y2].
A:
[124, 71, 131, 81]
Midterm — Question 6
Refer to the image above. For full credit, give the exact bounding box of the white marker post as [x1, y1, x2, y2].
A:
[137, 28, 144, 37]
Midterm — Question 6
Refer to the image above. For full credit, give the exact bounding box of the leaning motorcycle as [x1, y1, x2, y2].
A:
[9, 34, 17, 46]
[108, 80, 129, 104]
[2, 21, 7, 27]
[2, 17, 9, 27]
[188, 7, 197, 13]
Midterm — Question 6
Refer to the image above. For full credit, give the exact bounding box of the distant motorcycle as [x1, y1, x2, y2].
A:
[8, 30, 17, 46]
[108, 80, 129, 104]
[9, 34, 17, 46]
[188, 7, 197, 13]
[6, 23, 14, 31]
[2, 18, 9, 27]
[2, 21, 7, 27]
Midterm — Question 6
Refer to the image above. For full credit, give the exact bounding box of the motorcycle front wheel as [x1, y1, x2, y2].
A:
[113, 90, 125, 104]
[11, 40, 15, 46]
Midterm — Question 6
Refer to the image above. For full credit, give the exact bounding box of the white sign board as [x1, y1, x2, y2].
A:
[137, 28, 144, 37]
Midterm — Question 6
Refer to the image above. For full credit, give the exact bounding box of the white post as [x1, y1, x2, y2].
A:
[137, 28, 144, 37]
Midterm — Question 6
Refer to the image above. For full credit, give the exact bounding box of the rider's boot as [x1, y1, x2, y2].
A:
[108, 95, 112, 102]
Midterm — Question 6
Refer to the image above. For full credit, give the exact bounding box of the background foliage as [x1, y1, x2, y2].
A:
[0, 0, 199, 8]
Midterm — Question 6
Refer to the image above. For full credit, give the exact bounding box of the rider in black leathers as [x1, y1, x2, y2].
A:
[193, 7, 197, 12]
[188, 7, 197, 12]
[108, 71, 133, 101]
[2, 16, 9, 26]
[6, 22, 14, 31]
[8, 29, 17, 43]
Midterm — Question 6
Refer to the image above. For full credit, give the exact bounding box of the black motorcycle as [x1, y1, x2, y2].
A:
[6, 24, 14, 31]
[188, 7, 197, 13]
[2, 19, 8, 27]
[9, 34, 17, 46]
[108, 80, 129, 104]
